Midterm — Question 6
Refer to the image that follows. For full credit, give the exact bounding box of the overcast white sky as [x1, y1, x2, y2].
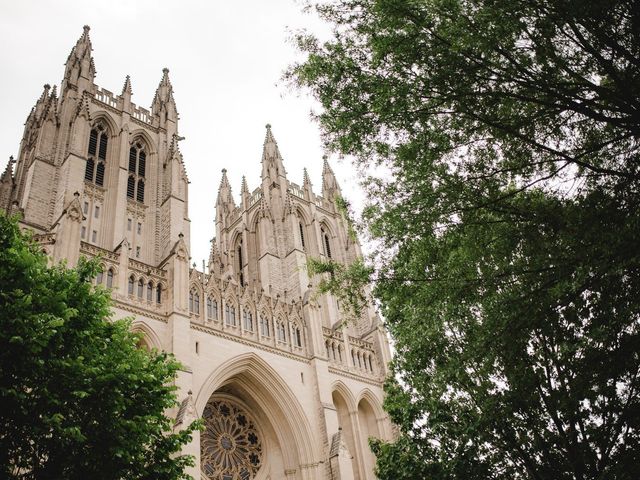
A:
[0, 0, 363, 266]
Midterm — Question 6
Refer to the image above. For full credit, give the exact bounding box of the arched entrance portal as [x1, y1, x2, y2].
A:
[196, 353, 318, 480]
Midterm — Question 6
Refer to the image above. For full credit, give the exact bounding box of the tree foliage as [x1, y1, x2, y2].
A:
[290, 0, 640, 478]
[0, 214, 198, 480]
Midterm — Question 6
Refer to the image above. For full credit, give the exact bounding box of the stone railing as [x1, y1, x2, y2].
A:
[324, 329, 380, 379]
[289, 184, 304, 199]
[129, 258, 167, 279]
[80, 241, 119, 262]
[132, 104, 152, 124]
[95, 88, 118, 109]
[249, 189, 262, 207]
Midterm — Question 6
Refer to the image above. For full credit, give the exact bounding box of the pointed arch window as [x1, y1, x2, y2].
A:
[260, 314, 270, 337]
[237, 241, 244, 286]
[137, 279, 144, 298]
[189, 289, 200, 315]
[127, 142, 147, 203]
[128, 275, 135, 295]
[225, 303, 236, 326]
[293, 324, 302, 348]
[147, 281, 153, 302]
[207, 297, 218, 321]
[85, 123, 108, 186]
[156, 284, 162, 304]
[299, 222, 305, 250]
[276, 321, 287, 343]
[243, 309, 253, 332]
[321, 228, 332, 259]
[106, 268, 114, 288]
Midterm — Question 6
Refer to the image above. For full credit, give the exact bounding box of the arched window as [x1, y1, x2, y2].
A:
[147, 281, 153, 302]
[225, 303, 236, 326]
[137, 279, 144, 298]
[293, 324, 302, 348]
[243, 309, 253, 331]
[85, 123, 108, 186]
[106, 268, 114, 288]
[321, 228, 332, 258]
[128, 275, 134, 295]
[237, 241, 244, 286]
[189, 289, 200, 315]
[156, 284, 162, 304]
[96, 270, 103, 285]
[127, 142, 147, 202]
[276, 321, 287, 343]
[207, 297, 218, 321]
[299, 222, 305, 250]
[260, 314, 270, 337]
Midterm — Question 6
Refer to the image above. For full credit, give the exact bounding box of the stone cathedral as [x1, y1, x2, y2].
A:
[0, 26, 392, 480]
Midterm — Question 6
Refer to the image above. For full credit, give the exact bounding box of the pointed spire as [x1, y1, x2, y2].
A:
[62, 25, 95, 91]
[121, 75, 133, 96]
[240, 176, 250, 208]
[34, 84, 51, 120]
[322, 155, 342, 199]
[302, 167, 314, 200]
[216, 168, 234, 208]
[38, 84, 51, 103]
[44, 85, 58, 122]
[1, 156, 15, 182]
[261, 123, 286, 182]
[152, 68, 178, 128]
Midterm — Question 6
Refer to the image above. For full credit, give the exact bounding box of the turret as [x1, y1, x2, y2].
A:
[261, 124, 286, 186]
[240, 176, 250, 208]
[151, 68, 178, 136]
[322, 156, 342, 202]
[120, 75, 132, 111]
[302, 167, 314, 201]
[61, 25, 96, 94]
[215, 169, 234, 214]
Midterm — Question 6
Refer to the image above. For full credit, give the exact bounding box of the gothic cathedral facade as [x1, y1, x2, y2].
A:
[0, 26, 392, 480]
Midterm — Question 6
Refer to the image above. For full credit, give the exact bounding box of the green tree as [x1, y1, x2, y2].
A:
[290, 0, 640, 478]
[0, 214, 198, 480]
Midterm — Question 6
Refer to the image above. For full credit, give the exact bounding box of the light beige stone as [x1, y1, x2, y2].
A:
[2, 26, 392, 480]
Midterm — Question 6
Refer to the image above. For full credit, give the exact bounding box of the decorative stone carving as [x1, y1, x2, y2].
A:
[201, 399, 263, 480]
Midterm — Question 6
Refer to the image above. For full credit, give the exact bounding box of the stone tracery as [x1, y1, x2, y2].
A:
[201, 398, 263, 480]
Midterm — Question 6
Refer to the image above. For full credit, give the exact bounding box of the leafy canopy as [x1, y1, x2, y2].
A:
[0, 214, 198, 480]
[290, 0, 640, 479]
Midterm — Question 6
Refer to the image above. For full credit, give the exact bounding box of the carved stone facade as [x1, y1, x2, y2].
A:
[1, 26, 393, 480]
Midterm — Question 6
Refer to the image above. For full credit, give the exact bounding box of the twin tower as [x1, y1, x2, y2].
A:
[1, 26, 392, 480]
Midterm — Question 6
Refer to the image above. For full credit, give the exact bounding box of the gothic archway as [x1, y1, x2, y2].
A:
[196, 353, 318, 479]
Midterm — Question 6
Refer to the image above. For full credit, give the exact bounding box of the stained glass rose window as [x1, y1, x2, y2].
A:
[201, 399, 263, 480]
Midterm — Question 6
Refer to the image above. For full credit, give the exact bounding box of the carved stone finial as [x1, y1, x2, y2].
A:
[83, 25, 90, 33]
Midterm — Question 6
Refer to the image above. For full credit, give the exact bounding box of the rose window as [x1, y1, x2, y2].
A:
[201, 399, 263, 480]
